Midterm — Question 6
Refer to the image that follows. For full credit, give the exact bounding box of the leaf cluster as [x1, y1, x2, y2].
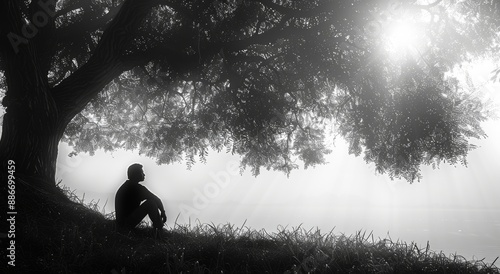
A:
[1, 0, 498, 181]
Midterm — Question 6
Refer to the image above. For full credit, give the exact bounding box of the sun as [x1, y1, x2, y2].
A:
[378, 5, 431, 59]
[385, 21, 422, 52]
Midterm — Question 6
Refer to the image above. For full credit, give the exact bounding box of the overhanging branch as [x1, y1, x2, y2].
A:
[52, 0, 163, 121]
[255, 0, 336, 18]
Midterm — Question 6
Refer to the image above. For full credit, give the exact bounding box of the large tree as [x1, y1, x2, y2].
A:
[0, 0, 498, 185]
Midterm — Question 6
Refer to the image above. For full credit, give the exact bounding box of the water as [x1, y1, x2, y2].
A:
[318, 207, 500, 267]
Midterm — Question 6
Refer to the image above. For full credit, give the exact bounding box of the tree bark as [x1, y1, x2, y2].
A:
[0, 98, 61, 184]
[0, 0, 60, 183]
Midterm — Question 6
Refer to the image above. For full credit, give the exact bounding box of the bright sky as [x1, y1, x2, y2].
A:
[54, 59, 500, 266]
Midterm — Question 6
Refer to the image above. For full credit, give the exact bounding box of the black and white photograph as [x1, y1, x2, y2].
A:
[1, 0, 499, 272]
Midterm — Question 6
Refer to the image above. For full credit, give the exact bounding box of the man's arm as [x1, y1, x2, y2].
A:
[152, 193, 165, 213]
[152, 193, 167, 223]
[142, 186, 167, 222]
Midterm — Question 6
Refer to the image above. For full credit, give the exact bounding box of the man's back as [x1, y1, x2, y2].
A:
[115, 180, 148, 226]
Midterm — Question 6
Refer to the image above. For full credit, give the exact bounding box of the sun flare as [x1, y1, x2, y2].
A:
[385, 21, 422, 52]
[378, 5, 430, 59]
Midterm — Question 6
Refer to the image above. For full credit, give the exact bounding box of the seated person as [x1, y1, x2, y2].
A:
[115, 163, 167, 230]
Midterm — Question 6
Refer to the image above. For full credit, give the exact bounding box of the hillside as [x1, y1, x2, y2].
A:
[10, 177, 499, 273]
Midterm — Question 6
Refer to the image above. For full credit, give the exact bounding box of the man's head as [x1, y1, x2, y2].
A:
[127, 163, 145, 182]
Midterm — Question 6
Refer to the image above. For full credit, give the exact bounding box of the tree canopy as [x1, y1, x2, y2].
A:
[1, 0, 499, 182]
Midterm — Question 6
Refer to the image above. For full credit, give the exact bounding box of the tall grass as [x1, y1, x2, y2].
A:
[15, 179, 500, 273]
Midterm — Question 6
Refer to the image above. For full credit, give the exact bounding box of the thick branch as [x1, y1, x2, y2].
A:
[255, 0, 335, 18]
[52, 0, 162, 122]
[55, 6, 121, 43]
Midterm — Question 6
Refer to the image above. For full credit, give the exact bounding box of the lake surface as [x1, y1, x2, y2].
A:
[399, 208, 500, 267]
[312, 207, 500, 267]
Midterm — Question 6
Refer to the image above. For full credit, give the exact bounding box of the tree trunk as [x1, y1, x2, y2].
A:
[0, 38, 63, 184]
[0, 0, 58, 185]
[0, 98, 62, 184]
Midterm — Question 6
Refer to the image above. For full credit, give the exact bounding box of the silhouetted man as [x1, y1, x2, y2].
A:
[115, 163, 167, 230]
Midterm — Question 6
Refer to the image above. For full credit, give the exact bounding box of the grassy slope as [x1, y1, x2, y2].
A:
[14, 178, 500, 274]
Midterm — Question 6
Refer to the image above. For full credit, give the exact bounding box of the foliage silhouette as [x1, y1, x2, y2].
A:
[1, 0, 499, 182]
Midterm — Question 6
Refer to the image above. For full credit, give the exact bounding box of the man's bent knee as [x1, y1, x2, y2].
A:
[143, 199, 162, 228]
[142, 199, 157, 210]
